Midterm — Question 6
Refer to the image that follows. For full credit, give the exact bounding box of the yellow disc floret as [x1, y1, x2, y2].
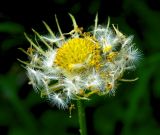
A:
[103, 45, 112, 53]
[54, 38, 101, 72]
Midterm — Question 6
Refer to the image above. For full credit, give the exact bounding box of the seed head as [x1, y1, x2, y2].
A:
[19, 14, 141, 109]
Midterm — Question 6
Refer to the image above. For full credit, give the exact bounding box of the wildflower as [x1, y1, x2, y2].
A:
[19, 14, 141, 109]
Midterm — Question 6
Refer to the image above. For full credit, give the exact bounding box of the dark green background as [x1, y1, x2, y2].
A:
[0, 0, 160, 135]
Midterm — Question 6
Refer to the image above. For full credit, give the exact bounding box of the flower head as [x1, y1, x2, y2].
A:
[19, 14, 141, 109]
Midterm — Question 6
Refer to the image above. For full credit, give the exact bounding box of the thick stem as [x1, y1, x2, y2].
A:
[77, 100, 87, 135]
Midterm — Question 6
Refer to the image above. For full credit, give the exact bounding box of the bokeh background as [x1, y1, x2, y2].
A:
[0, 0, 160, 135]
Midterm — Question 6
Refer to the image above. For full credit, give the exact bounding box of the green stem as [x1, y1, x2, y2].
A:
[77, 100, 87, 135]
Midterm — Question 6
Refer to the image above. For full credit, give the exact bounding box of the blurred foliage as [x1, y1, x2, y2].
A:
[0, 0, 160, 135]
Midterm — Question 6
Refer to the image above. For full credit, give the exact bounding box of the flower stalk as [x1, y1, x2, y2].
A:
[77, 100, 87, 135]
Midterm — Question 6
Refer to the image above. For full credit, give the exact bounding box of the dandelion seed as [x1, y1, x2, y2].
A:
[50, 93, 67, 109]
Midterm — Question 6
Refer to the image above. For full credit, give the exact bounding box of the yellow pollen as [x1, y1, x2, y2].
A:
[103, 45, 112, 53]
[54, 38, 101, 72]
[107, 52, 118, 62]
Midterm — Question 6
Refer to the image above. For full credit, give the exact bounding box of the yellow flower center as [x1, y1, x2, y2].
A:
[54, 38, 101, 72]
